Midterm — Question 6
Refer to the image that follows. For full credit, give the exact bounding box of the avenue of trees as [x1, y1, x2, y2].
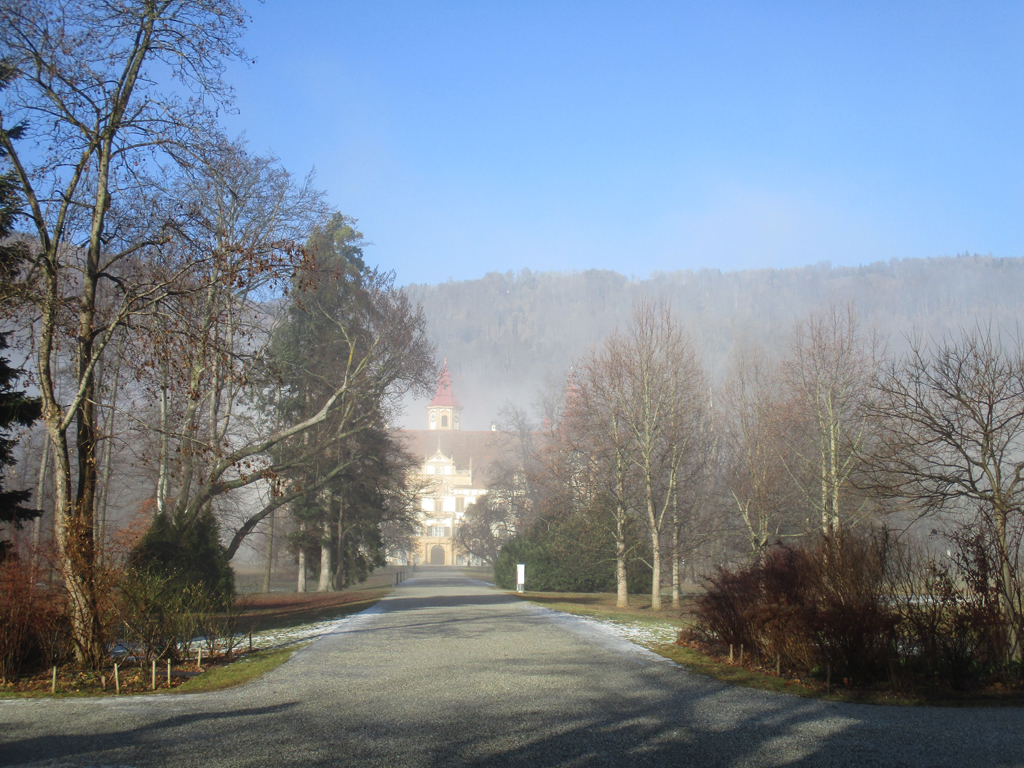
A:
[482, 300, 1024, 683]
[0, 0, 433, 674]
[0, 0, 1022, 694]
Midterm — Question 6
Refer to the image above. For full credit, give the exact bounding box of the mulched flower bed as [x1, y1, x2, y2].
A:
[1, 654, 241, 696]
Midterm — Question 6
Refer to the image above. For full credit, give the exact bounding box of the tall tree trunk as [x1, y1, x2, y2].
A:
[262, 508, 275, 593]
[996, 509, 1021, 661]
[334, 498, 346, 590]
[317, 537, 333, 592]
[33, 433, 49, 559]
[50, 421, 104, 666]
[615, 505, 629, 608]
[297, 522, 307, 593]
[650, 525, 662, 610]
[647, 477, 662, 610]
[671, 497, 681, 609]
[96, 336, 123, 560]
[157, 358, 169, 515]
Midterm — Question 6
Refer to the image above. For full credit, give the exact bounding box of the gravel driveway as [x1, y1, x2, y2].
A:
[2, 568, 1022, 767]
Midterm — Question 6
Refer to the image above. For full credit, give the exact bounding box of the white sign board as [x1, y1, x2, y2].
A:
[516, 563, 525, 593]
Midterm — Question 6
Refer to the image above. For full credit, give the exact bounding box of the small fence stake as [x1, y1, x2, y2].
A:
[114, 663, 120, 694]
[729, 644, 733, 662]
[776, 656, 781, 677]
[151, 660, 156, 691]
[197, 647, 202, 670]
[101, 674, 106, 691]
[739, 644, 744, 664]
[167, 659, 171, 688]
[51, 666, 57, 694]
[826, 663, 832, 694]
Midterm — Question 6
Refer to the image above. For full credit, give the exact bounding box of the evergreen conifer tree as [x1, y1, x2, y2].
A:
[0, 78, 41, 559]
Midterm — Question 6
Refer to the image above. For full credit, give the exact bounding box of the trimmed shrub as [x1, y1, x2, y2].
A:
[131, 507, 234, 608]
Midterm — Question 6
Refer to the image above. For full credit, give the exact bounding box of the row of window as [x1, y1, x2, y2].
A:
[421, 497, 467, 513]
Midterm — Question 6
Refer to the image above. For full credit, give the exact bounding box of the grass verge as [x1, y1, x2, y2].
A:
[1, 576, 393, 699]
[512, 589, 1024, 707]
[167, 643, 311, 694]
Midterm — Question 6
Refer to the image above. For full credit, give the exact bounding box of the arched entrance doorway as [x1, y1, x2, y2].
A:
[430, 545, 446, 565]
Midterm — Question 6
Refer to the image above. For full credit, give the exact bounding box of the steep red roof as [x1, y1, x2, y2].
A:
[428, 360, 462, 408]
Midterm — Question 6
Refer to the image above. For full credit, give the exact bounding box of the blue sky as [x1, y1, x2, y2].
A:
[220, 1, 1024, 287]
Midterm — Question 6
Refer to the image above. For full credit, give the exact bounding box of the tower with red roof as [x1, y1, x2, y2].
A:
[426, 359, 463, 431]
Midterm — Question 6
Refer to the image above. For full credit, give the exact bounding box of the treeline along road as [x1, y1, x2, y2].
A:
[1, 570, 1022, 767]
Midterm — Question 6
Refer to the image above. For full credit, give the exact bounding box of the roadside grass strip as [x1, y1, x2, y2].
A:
[1, 593, 386, 698]
[569, 615, 681, 648]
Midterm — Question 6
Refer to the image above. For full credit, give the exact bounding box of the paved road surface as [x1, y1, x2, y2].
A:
[2, 568, 1022, 767]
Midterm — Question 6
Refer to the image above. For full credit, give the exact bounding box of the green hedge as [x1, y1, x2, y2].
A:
[494, 511, 650, 593]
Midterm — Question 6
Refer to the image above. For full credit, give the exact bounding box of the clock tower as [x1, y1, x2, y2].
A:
[427, 360, 462, 431]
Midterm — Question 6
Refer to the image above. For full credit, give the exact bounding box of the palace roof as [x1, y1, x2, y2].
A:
[399, 430, 514, 487]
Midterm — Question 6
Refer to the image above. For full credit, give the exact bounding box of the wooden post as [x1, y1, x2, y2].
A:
[51, 666, 57, 694]
[826, 663, 831, 694]
[776, 656, 781, 677]
[114, 663, 120, 694]
[151, 660, 156, 690]
[739, 644, 744, 664]
[197, 647, 202, 670]
[729, 644, 733, 662]
[101, 674, 106, 691]
[167, 659, 171, 688]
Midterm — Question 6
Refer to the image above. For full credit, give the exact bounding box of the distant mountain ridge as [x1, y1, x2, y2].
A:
[399, 255, 1024, 430]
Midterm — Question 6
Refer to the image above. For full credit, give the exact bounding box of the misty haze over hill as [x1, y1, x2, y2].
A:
[398, 254, 1024, 431]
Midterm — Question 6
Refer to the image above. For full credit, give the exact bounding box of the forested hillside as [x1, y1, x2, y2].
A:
[402, 254, 1024, 428]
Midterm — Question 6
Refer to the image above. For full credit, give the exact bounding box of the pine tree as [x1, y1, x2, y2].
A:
[0, 77, 41, 558]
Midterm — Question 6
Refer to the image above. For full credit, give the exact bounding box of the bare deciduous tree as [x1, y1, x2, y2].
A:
[0, 0, 249, 665]
[783, 303, 879, 536]
[618, 301, 709, 610]
[868, 326, 1024, 661]
[720, 343, 797, 553]
[570, 347, 638, 608]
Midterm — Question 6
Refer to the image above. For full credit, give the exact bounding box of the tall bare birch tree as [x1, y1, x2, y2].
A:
[618, 301, 708, 610]
[571, 343, 637, 608]
[720, 344, 798, 554]
[784, 303, 878, 536]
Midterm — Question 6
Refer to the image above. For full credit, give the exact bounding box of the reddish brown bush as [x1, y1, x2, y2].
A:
[0, 556, 69, 681]
[694, 532, 900, 684]
[694, 528, 1020, 689]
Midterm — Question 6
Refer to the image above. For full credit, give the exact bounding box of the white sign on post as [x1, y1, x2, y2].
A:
[516, 563, 525, 593]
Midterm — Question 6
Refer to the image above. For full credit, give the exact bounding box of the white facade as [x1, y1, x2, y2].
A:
[393, 363, 496, 567]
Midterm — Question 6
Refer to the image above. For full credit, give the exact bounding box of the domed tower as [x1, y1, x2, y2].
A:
[427, 360, 462, 431]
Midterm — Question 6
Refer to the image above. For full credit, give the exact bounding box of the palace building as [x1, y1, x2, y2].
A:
[399, 362, 507, 566]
